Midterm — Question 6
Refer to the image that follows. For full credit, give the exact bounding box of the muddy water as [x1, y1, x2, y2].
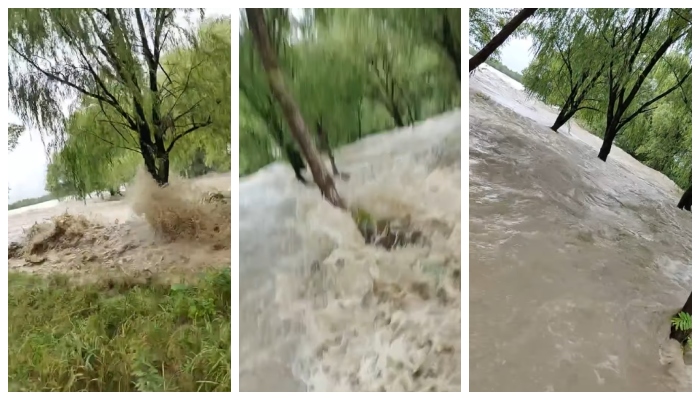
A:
[7, 172, 232, 277]
[239, 111, 461, 391]
[469, 66, 691, 392]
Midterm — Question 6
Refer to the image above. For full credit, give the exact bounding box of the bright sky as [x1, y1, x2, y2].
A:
[499, 35, 534, 73]
[7, 8, 231, 203]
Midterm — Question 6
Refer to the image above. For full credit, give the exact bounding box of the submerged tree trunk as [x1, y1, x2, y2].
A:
[316, 118, 339, 176]
[677, 186, 692, 211]
[469, 8, 537, 73]
[597, 123, 619, 162]
[550, 112, 571, 132]
[139, 137, 170, 186]
[670, 292, 692, 343]
[247, 8, 346, 209]
[284, 143, 307, 184]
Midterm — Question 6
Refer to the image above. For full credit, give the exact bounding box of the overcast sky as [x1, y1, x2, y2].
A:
[499, 36, 534, 73]
[8, 8, 231, 203]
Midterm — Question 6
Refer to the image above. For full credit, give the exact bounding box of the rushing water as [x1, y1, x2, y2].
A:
[239, 112, 461, 391]
[469, 66, 691, 392]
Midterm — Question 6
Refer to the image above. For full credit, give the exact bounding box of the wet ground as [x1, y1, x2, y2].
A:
[469, 66, 691, 391]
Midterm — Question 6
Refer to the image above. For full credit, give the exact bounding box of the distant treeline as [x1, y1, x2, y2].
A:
[469, 47, 523, 82]
[8, 194, 56, 210]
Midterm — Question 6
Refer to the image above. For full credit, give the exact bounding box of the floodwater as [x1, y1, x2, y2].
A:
[239, 111, 461, 391]
[469, 66, 691, 392]
[7, 172, 232, 278]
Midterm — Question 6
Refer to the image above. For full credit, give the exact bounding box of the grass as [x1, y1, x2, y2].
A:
[8, 268, 231, 392]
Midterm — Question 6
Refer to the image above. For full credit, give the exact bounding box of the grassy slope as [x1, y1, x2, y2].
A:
[8, 268, 231, 392]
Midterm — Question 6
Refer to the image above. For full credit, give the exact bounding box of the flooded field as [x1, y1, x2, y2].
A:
[239, 111, 461, 391]
[469, 66, 691, 391]
[8, 172, 232, 279]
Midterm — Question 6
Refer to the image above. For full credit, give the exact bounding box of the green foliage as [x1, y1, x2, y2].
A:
[9, 9, 231, 188]
[8, 123, 25, 152]
[521, 8, 692, 187]
[239, 8, 461, 176]
[34, 15, 232, 199]
[8, 268, 231, 392]
[469, 8, 526, 60]
[671, 311, 692, 332]
[671, 311, 692, 352]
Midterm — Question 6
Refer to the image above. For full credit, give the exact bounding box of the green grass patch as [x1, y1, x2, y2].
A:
[8, 268, 231, 392]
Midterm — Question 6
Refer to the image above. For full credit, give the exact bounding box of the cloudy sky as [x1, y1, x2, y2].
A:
[499, 36, 534, 73]
[7, 8, 231, 203]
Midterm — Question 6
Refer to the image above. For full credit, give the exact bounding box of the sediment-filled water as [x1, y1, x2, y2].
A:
[239, 111, 462, 391]
[469, 66, 691, 392]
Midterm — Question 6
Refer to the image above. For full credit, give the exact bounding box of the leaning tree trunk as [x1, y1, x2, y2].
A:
[670, 292, 692, 343]
[597, 124, 618, 162]
[550, 112, 571, 132]
[246, 9, 346, 209]
[469, 8, 538, 73]
[677, 186, 692, 211]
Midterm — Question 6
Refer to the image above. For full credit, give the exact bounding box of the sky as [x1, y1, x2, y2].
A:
[7, 8, 232, 203]
[499, 36, 534, 73]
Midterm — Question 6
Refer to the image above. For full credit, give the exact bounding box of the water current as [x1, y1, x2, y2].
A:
[239, 111, 462, 391]
[469, 65, 691, 392]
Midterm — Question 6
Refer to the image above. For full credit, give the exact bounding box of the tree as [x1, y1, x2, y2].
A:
[8, 8, 221, 186]
[469, 8, 538, 73]
[245, 8, 346, 209]
[374, 9, 461, 81]
[523, 9, 607, 132]
[593, 8, 691, 161]
[677, 187, 691, 211]
[41, 17, 232, 199]
[8, 123, 24, 152]
[238, 9, 460, 179]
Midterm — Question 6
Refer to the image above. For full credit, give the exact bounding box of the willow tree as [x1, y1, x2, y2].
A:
[8, 8, 219, 186]
[592, 8, 691, 162]
[8, 123, 24, 152]
[524, 9, 607, 132]
[245, 8, 346, 209]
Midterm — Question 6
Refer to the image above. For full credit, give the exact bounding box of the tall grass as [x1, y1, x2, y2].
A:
[8, 268, 231, 392]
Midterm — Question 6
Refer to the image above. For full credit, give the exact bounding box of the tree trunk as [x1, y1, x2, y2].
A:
[390, 104, 405, 127]
[285, 143, 307, 184]
[677, 186, 692, 211]
[670, 292, 692, 343]
[597, 126, 617, 162]
[550, 113, 569, 132]
[469, 8, 538, 73]
[246, 9, 346, 209]
[357, 103, 362, 139]
[139, 135, 170, 186]
[441, 12, 460, 81]
[316, 118, 339, 176]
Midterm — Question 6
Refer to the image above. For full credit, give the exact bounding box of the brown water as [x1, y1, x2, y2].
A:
[469, 66, 691, 392]
[7, 172, 232, 278]
[239, 112, 461, 391]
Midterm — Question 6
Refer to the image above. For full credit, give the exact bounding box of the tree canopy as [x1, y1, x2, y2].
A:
[239, 8, 461, 177]
[9, 9, 231, 191]
[519, 8, 691, 188]
[8, 9, 231, 199]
